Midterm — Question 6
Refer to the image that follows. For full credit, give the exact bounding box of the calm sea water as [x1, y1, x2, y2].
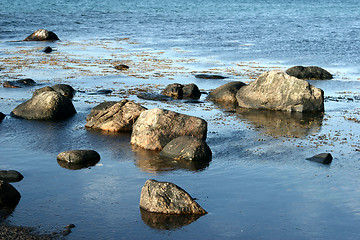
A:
[1, 1, 360, 239]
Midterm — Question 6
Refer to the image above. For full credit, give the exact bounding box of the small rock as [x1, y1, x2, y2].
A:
[3, 79, 36, 88]
[43, 46, 53, 53]
[306, 153, 333, 164]
[161, 83, 183, 99]
[24, 29, 60, 41]
[207, 81, 246, 103]
[182, 84, 201, 99]
[57, 150, 100, 165]
[51, 84, 76, 99]
[0, 180, 21, 210]
[87, 89, 113, 95]
[195, 74, 227, 79]
[0, 112, 5, 123]
[114, 64, 129, 70]
[160, 136, 212, 162]
[0, 170, 24, 182]
[140, 179, 207, 214]
[286, 66, 333, 80]
[137, 92, 173, 101]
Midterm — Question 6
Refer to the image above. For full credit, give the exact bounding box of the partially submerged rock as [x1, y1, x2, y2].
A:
[87, 89, 113, 95]
[11, 91, 76, 120]
[42, 46, 53, 53]
[137, 92, 173, 101]
[114, 64, 129, 70]
[286, 66, 333, 80]
[57, 150, 100, 165]
[236, 71, 324, 112]
[24, 29, 60, 41]
[160, 136, 212, 162]
[0, 112, 5, 123]
[207, 81, 246, 103]
[0, 180, 21, 210]
[86, 100, 147, 132]
[131, 108, 207, 150]
[195, 74, 227, 79]
[161, 83, 201, 100]
[51, 84, 76, 99]
[140, 179, 207, 214]
[306, 153, 333, 164]
[3, 79, 36, 88]
[0, 170, 24, 183]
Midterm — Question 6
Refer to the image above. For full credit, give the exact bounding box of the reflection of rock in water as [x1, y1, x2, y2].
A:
[57, 160, 97, 170]
[132, 146, 210, 173]
[140, 208, 202, 230]
[235, 108, 324, 137]
[0, 181, 21, 219]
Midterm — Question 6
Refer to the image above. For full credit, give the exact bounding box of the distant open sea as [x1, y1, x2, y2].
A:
[1, 0, 360, 76]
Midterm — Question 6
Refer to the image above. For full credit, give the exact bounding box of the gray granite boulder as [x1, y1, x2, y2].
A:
[236, 71, 324, 112]
[131, 108, 207, 150]
[57, 150, 100, 165]
[0, 181, 21, 210]
[286, 66, 333, 80]
[24, 29, 60, 41]
[160, 136, 212, 162]
[140, 179, 207, 214]
[11, 91, 76, 120]
[0, 170, 24, 183]
[207, 81, 246, 103]
[85, 100, 147, 132]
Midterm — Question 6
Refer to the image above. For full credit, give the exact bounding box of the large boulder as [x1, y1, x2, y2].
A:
[139, 179, 207, 214]
[161, 83, 201, 99]
[236, 71, 324, 112]
[286, 66, 333, 80]
[207, 81, 246, 103]
[24, 29, 60, 41]
[0, 181, 21, 210]
[85, 100, 147, 132]
[57, 150, 100, 165]
[0, 170, 24, 183]
[131, 108, 207, 150]
[11, 91, 76, 120]
[160, 136, 212, 162]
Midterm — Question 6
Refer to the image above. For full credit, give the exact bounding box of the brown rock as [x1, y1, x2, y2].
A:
[85, 100, 147, 132]
[139, 179, 207, 214]
[24, 29, 59, 41]
[114, 64, 129, 70]
[236, 71, 324, 112]
[130, 108, 207, 150]
[161, 83, 201, 100]
[207, 81, 246, 103]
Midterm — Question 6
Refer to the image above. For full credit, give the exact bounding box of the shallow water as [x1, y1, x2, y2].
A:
[1, 0, 360, 239]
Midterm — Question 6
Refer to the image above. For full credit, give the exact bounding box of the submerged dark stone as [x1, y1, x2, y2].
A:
[195, 74, 227, 79]
[3, 79, 36, 88]
[42, 46, 53, 53]
[51, 84, 76, 99]
[0, 170, 24, 183]
[114, 64, 129, 70]
[306, 153, 333, 164]
[0, 181, 21, 210]
[87, 89, 113, 95]
[0, 112, 5, 123]
[137, 92, 173, 101]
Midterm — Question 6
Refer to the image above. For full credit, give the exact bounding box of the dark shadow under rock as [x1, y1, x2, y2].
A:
[132, 146, 209, 173]
[140, 208, 203, 230]
[0, 181, 21, 213]
[57, 159, 98, 170]
[0, 113, 5, 123]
